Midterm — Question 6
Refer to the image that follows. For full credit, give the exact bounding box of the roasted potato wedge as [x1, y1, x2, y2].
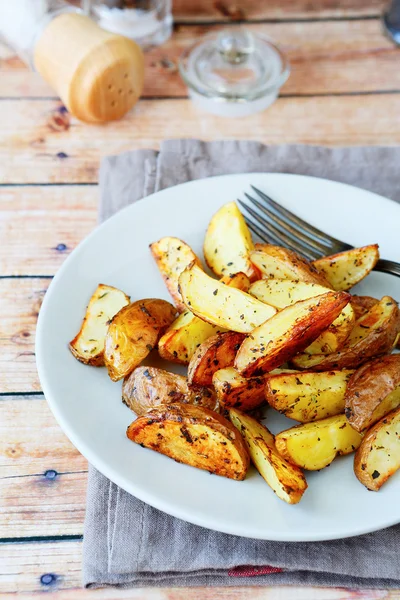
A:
[265, 369, 354, 422]
[127, 403, 250, 480]
[229, 409, 307, 504]
[188, 331, 245, 387]
[219, 271, 251, 292]
[275, 414, 363, 470]
[213, 368, 266, 411]
[250, 244, 331, 287]
[249, 279, 355, 354]
[179, 264, 276, 333]
[350, 295, 379, 321]
[203, 202, 258, 281]
[122, 366, 218, 415]
[150, 237, 202, 312]
[104, 299, 176, 381]
[344, 355, 400, 432]
[69, 284, 130, 366]
[313, 244, 379, 291]
[235, 291, 350, 377]
[354, 406, 400, 491]
[292, 296, 400, 371]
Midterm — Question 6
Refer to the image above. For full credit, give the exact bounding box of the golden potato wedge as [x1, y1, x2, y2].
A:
[178, 264, 276, 334]
[313, 244, 379, 291]
[249, 279, 355, 354]
[344, 355, 400, 432]
[265, 369, 354, 422]
[234, 291, 350, 377]
[104, 299, 176, 381]
[350, 295, 379, 321]
[354, 406, 400, 491]
[275, 414, 363, 470]
[203, 201, 258, 281]
[249, 244, 331, 287]
[213, 368, 266, 411]
[127, 403, 250, 480]
[122, 366, 218, 415]
[150, 237, 202, 312]
[157, 271, 251, 364]
[219, 271, 251, 292]
[292, 296, 400, 371]
[188, 331, 245, 387]
[229, 409, 307, 504]
[69, 284, 130, 366]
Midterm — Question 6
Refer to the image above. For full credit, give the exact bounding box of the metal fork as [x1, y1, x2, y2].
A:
[238, 186, 400, 278]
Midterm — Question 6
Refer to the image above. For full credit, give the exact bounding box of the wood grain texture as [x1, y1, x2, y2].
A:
[0, 538, 396, 596]
[0, 399, 86, 478]
[0, 186, 97, 275]
[0, 278, 49, 392]
[0, 471, 86, 538]
[2, 94, 400, 184]
[1, 20, 399, 99]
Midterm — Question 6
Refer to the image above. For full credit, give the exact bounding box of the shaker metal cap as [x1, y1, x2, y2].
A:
[179, 29, 290, 117]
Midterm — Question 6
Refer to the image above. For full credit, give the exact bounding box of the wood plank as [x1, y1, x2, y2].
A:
[2, 95, 400, 184]
[0, 539, 397, 596]
[1, 20, 399, 99]
[0, 399, 86, 478]
[172, 0, 385, 21]
[0, 186, 97, 275]
[0, 278, 49, 393]
[0, 471, 86, 538]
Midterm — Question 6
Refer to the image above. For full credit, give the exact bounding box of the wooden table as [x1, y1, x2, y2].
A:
[1, 1, 400, 597]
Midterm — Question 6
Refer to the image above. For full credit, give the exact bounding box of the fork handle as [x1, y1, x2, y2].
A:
[374, 259, 400, 278]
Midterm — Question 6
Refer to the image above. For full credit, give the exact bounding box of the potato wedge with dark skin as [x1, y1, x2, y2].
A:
[354, 406, 400, 491]
[122, 367, 218, 415]
[350, 295, 379, 321]
[229, 409, 308, 504]
[313, 244, 379, 291]
[344, 355, 400, 432]
[292, 296, 400, 371]
[188, 331, 245, 387]
[127, 403, 250, 480]
[275, 414, 363, 471]
[234, 291, 351, 377]
[150, 237, 202, 312]
[104, 299, 177, 381]
[203, 202, 259, 281]
[265, 369, 354, 423]
[69, 284, 130, 366]
[213, 367, 266, 411]
[250, 244, 331, 287]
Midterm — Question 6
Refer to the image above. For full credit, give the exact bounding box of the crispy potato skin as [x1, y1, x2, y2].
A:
[265, 369, 354, 422]
[213, 367, 266, 411]
[179, 264, 276, 334]
[344, 355, 400, 432]
[350, 295, 379, 321]
[292, 296, 400, 371]
[127, 403, 250, 480]
[235, 291, 350, 377]
[250, 244, 331, 287]
[275, 414, 363, 470]
[122, 367, 218, 415]
[313, 244, 379, 291]
[104, 299, 177, 381]
[69, 284, 130, 366]
[229, 409, 307, 504]
[203, 202, 258, 281]
[354, 406, 400, 491]
[188, 331, 245, 387]
[150, 237, 202, 312]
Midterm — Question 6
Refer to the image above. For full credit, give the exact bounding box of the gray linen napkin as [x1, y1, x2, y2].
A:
[84, 140, 400, 588]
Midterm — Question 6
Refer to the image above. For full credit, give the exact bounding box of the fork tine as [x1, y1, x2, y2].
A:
[251, 186, 351, 252]
[244, 192, 327, 257]
[238, 201, 317, 261]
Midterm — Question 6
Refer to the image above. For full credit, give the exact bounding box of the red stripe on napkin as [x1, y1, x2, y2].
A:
[228, 565, 284, 577]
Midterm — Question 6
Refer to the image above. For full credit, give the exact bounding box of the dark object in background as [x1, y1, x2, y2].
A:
[383, 0, 400, 45]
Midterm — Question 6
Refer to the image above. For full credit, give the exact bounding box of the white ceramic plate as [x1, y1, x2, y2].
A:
[36, 173, 400, 542]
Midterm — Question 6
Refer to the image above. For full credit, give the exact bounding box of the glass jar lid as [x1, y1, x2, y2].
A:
[179, 28, 289, 112]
